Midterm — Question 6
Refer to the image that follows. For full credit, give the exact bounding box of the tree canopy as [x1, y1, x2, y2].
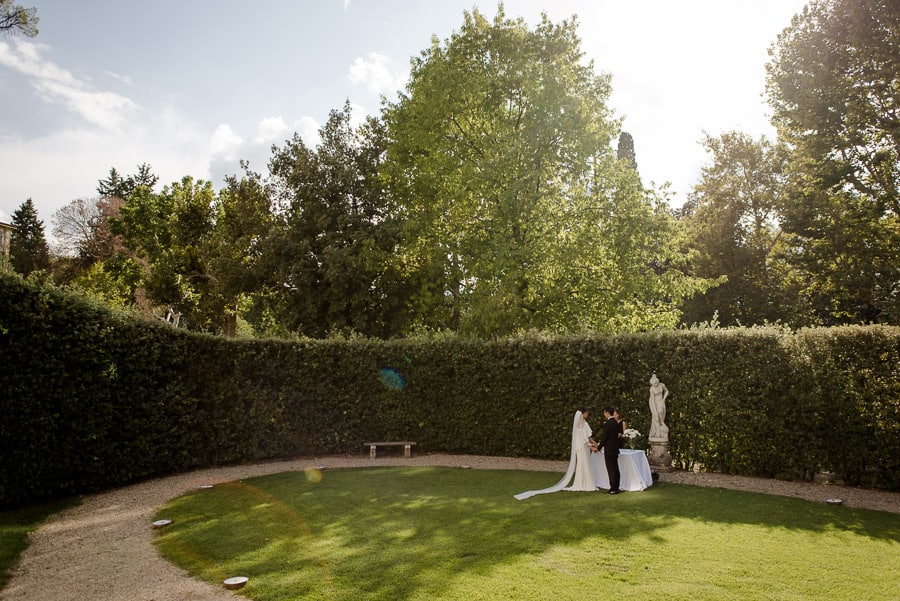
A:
[263, 103, 405, 338]
[22, 3, 900, 336]
[382, 8, 707, 336]
[0, 1, 38, 38]
[679, 132, 801, 326]
[766, 0, 900, 324]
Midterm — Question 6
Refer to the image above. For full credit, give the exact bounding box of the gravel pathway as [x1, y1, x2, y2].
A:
[2, 454, 897, 601]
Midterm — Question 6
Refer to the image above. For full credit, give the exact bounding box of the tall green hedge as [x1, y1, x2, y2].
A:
[1, 272, 898, 507]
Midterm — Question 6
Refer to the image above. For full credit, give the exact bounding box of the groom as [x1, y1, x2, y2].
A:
[599, 406, 621, 494]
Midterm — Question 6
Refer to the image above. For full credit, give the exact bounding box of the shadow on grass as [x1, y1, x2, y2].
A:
[0, 498, 78, 590]
[154, 467, 900, 600]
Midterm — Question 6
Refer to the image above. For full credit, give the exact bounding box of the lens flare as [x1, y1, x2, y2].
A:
[304, 467, 324, 483]
[378, 367, 406, 390]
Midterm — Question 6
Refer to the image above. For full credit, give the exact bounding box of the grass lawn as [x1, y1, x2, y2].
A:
[153, 466, 900, 601]
[0, 498, 76, 589]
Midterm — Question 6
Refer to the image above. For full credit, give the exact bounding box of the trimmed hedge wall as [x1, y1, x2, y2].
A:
[1, 273, 898, 507]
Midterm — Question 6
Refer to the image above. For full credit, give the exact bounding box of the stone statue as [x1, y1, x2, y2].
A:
[648, 373, 669, 440]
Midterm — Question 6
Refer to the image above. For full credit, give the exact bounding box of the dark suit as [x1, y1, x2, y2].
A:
[600, 416, 621, 492]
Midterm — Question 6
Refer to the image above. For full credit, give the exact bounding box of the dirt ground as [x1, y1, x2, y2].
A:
[2, 453, 897, 601]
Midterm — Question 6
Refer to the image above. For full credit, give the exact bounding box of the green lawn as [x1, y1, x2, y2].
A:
[0, 498, 76, 589]
[153, 466, 900, 600]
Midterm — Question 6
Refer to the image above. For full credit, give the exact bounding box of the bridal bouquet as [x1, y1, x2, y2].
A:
[623, 428, 641, 449]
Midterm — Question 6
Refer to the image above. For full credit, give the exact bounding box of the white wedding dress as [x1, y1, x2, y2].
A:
[514, 410, 596, 500]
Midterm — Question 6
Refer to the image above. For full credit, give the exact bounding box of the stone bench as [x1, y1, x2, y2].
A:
[364, 441, 416, 458]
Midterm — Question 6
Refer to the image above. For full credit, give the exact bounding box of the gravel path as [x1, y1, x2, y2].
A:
[2, 454, 898, 601]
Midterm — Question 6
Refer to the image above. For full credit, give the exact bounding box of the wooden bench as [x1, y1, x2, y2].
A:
[364, 441, 416, 458]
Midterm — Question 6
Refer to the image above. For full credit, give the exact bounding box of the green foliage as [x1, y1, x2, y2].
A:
[679, 132, 804, 327]
[780, 185, 899, 324]
[113, 176, 225, 330]
[154, 469, 900, 601]
[794, 326, 900, 487]
[0, 1, 38, 38]
[262, 104, 406, 338]
[765, 0, 900, 324]
[96, 163, 159, 201]
[68, 257, 143, 308]
[381, 8, 709, 336]
[2, 274, 898, 508]
[205, 166, 273, 336]
[8, 198, 50, 277]
[766, 0, 900, 213]
[616, 131, 637, 171]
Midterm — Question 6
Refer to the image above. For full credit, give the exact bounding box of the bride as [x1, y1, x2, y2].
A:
[514, 408, 597, 500]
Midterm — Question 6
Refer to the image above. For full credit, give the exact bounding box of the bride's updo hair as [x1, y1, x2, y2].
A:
[578, 407, 589, 415]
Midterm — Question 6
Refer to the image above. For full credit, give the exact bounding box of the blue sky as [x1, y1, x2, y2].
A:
[1, 0, 808, 236]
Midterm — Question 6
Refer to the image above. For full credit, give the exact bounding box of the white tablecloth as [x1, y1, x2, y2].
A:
[590, 449, 653, 491]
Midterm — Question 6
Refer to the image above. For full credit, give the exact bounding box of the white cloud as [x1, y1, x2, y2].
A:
[209, 124, 243, 161]
[348, 51, 407, 96]
[0, 40, 213, 225]
[0, 40, 78, 84]
[103, 70, 133, 86]
[34, 79, 137, 130]
[0, 40, 137, 131]
[254, 116, 288, 144]
[293, 116, 321, 148]
[0, 111, 212, 225]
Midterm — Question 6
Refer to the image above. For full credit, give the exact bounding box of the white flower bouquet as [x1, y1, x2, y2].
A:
[623, 428, 641, 449]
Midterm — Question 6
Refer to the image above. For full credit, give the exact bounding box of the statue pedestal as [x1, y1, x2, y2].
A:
[648, 437, 672, 472]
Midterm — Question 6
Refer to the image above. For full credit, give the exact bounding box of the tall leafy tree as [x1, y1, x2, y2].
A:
[91, 163, 160, 269]
[206, 165, 273, 337]
[0, 1, 38, 38]
[51, 164, 163, 306]
[113, 176, 218, 329]
[679, 132, 803, 326]
[264, 103, 405, 338]
[9, 198, 49, 276]
[766, 0, 900, 323]
[381, 8, 706, 336]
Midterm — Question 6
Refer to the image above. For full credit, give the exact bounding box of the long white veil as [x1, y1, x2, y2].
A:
[513, 410, 582, 500]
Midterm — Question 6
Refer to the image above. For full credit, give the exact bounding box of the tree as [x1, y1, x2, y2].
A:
[52, 198, 98, 258]
[381, 8, 707, 336]
[52, 196, 125, 261]
[679, 132, 802, 326]
[617, 131, 638, 171]
[206, 164, 274, 336]
[765, 0, 900, 324]
[51, 195, 141, 303]
[0, 1, 38, 38]
[130, 163, 160, 191]
[97, 163, 159, 201]
[9, 198, 49, 276]
[264, 103, 406, 338]
[780, 186, 898, 324]
[96, 168, 130, 200]
[113, 176, 218, 329]
[48, 164, 160, 303]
